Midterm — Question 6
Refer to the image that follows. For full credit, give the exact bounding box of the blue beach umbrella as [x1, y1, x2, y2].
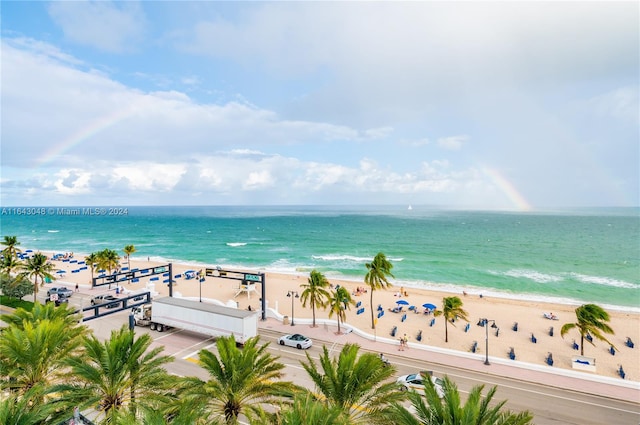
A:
[56, 270, 66, 274]
[396, 299, 410, 305]
[422, 303, 437, 310]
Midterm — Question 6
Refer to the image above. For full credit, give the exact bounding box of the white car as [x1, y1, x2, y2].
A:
[396, 372, 444, 398]
[277, 333, 313, 350]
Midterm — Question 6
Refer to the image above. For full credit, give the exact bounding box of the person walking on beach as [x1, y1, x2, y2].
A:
[403, 333, 409, 349]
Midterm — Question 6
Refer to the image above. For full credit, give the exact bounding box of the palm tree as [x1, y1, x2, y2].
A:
[386, 375, 533, 425]
[84, 252, 99, 284]
[433, 296, 469, 343]
[301, 343, 406, 424]
[251, 392, 351, 425]
[364, 252, 394, 329]
[123, 244, 136, 270]
[0, 254, 22, 275]
[327, 286, 353, 335]
[0, 304, 85, 396]
[0, 384, 62, 425]
[1, 236, 21, 259]
[560, 304, 615, 356]
[300, 270, 331, 327]
[54, 326, 175, 422]
[18, 252, 55, 303]
[185, 335, 297, 424]
[97, 248, 121, 274]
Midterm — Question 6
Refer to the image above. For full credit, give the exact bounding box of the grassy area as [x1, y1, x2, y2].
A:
[0, 295, 33, 311]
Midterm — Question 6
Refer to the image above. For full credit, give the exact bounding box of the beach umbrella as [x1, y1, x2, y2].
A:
[422, 303, 437, 310]
[56, 270, 66, 274]
[396, 299, 410, 305]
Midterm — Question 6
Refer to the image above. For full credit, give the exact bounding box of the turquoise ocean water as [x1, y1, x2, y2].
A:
[1, 205, 638, 311]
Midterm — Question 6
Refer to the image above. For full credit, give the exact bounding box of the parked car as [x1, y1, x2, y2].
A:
[47, 287, 73, 298]
[396, 372, 444, 397]
[278, 333, 313, 349]
[91, 294, 118, 306]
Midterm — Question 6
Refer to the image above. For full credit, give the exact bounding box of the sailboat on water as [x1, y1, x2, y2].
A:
[407, 204, 413, 211]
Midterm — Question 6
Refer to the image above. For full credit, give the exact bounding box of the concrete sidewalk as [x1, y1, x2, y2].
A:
[259, 315, 639, 404]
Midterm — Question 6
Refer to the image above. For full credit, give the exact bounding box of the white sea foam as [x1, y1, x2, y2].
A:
[226, 242, 247, 247]
[502, 269, 563, 283]
[312, 254, 372, 263]
[569, 273, 639, 289]
[47, 230, 59, 233]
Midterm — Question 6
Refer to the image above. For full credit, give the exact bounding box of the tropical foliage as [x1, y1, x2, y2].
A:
[0, 273, 33, 300]
[301, 343, 406, 424]
[1, 235, 21, 258]
[183, 335, 297, 424]
[96, 248, 121, 275]
[364, 252, 394, 329]
[560, 304, 615, 356]
[300, 269, 331, 327]
[433, 296, 469, 343]
[18, 252, 56, 303]
[386, 375, 533, 425]
[327, 286, 353, 334]
[123, 244, 136, 270]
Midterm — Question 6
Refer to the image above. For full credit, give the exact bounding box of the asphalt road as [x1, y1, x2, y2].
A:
[78, 308, 640, 425]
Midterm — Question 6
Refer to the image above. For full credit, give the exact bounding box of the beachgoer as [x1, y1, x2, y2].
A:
[398, 337, 405, 351]
[75, 283, 79, 292]
[247, 305, 253, 311]
[403, 334, 409, 349]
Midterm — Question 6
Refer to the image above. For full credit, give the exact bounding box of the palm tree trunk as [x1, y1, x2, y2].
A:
[370, 290, 375, 329]
[312, 304, 317, 327]
[444, 319, 449, 343]
[580, 334, 585, 356]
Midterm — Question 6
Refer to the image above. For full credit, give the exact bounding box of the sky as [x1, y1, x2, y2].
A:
[1, 1, 638, 210]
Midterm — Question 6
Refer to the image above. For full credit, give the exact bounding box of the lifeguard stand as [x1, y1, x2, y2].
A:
[235, 280, 258, 300]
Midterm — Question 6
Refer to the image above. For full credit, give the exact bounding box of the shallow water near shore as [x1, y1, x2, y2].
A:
[3, 205, 639, 310]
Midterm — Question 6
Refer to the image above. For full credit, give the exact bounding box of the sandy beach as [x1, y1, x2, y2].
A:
[42, 252, 639, 382]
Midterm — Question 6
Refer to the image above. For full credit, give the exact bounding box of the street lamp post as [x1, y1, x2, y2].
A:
[287, 291, 299, 326]
[482, 318, 497, 365]
[198, 270, 204, 303]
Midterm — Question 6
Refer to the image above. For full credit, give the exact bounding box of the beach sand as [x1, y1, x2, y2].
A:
[45, 253, 639, 381]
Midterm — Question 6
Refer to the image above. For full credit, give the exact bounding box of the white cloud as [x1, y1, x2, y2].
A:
[437, 136, 468, 151]
[47, 1, 147, 53]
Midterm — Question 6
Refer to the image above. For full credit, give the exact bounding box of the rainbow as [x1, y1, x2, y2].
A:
[482, 167, 532, 211]
[34, 106, 135, 168]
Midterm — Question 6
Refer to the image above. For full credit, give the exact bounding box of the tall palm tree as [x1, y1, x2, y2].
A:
[364, 252, 394, 329]
[0, 384, 62, 425]
[300, 270, 331, 327]
[97, 248, 121, 274]
[54, 326, 175, 422]
[123, 244, 136, 270]
[0, 304, 85, 396]
[185, 335, 297, 424]
[433, 296, 469, 343]
[0, 254, 22, 275]
[1, 236, 21, 259]
[386, 375, 533, 425]
[560, 304, 615, 356]
[327, 286, 353, 335]
[84, 252, 99, 284]
[18, 252, 55, 303]
[301, 343, 406, 424]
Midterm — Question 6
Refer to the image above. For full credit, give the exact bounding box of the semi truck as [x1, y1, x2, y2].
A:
[131, 297, 258, 344]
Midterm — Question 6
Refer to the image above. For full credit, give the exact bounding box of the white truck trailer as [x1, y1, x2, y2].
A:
[131, 297, 258, 344]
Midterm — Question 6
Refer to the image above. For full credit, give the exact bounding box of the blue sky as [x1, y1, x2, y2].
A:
[1, 1, 638, 210]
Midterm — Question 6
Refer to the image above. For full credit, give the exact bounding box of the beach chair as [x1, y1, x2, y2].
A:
[546, 353, 554, 366]
[495, 327, 500, 337]
[618, 365, 626, 379]
[530, 334, 537, 344]
[377, 304, 383, 311]
[586, 333, 593, 343]
[471, 341, 478, 353]
[416, 330, 423, 342]
[548, 326, 554, 337]
[356, 301, 362, 308]
[401, 313, 407, 322]
[609, 345, 616, 356]
[464, 323, 470, 332]
[512, 322, 518, 332]
[391, 326, 397, 337]
[572, 340, 579, 350]
[408, 305, 415, 311]
[508, 347, 515, 360]
[625, 337, 634, 348]
[429, 318, 436, 327]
